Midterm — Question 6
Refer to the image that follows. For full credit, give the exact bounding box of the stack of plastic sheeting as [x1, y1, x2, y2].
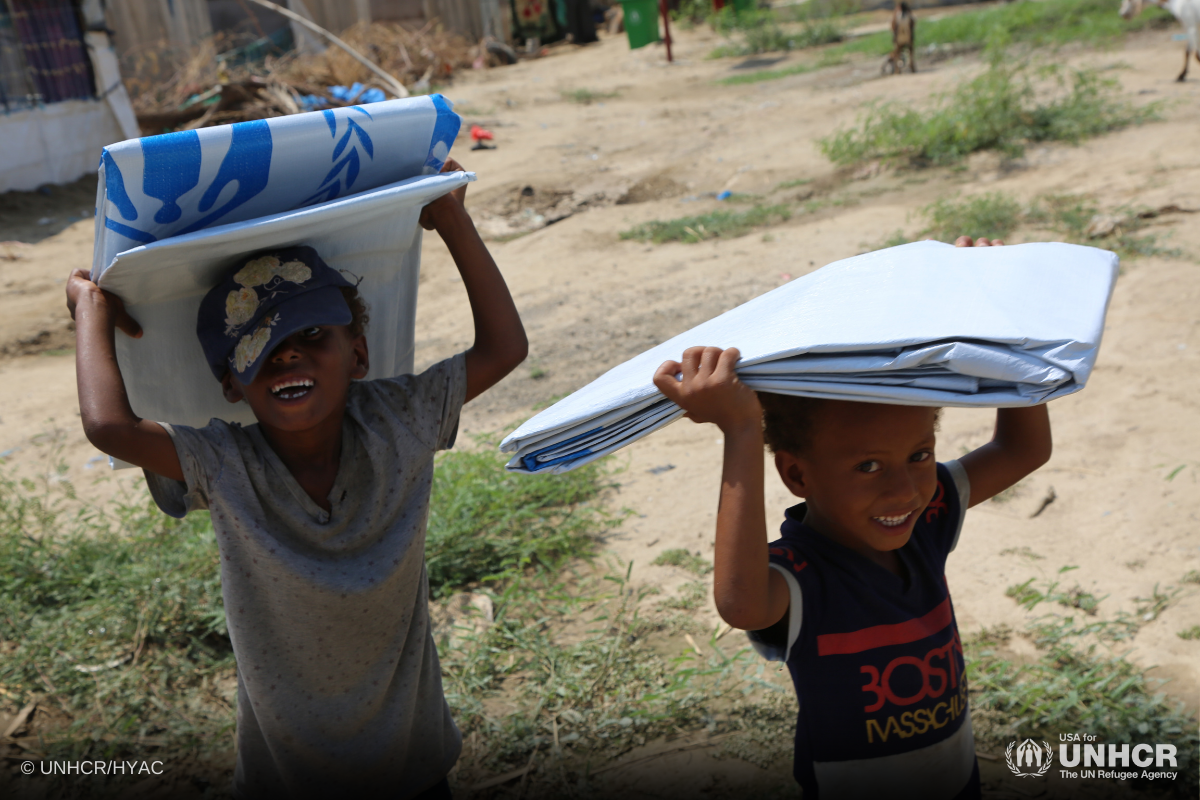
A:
[92, 95, 466, 436]
[500, 241, 1118, 474]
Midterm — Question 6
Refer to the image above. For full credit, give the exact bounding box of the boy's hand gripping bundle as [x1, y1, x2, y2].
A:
[501, 241, 1118, 474]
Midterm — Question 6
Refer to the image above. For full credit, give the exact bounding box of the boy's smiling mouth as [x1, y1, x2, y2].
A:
[270, 378, 314, 401]
[871, 511, 913, 528]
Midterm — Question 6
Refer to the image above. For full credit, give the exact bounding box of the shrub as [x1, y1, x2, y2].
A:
[820, 49, 1159, 167]
[426, 446, 621, 595]
[924, 193, 1023, 242]
[620, 205, 792, 244]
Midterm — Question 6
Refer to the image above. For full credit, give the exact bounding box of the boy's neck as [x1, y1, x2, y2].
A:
[803, 506, 905, 578]
[257, 410, 346, 511]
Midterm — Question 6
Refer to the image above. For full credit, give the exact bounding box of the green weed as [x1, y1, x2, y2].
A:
[719, 60, 817, 85]
[440, 564, 792, 790]
[660, 580, 710, 611]
[652, 548, 714, 576]
[532, 392, 568, 412]
[0, 466, 234, 761]
[966, 626, 1199, 795]
[561, 88, 617, 105]
[828, 0, 1176, 60]
[1177, 626, 1200, 641]
[912, 190, 1181, 258]
[1000, 546, 1044, 560]
[776, 178, 812, 190]
[426, 445, 622, 595]
[820, 49, 1158, 167]
[0, 437, 623, 778]
[1005, 569, 1108, 618]
[709, 8, 844, 58]
[620, 204, 792, 244]
[1183, 570, 1200, 585]
[924, 193, 1023, 242]
[1132, 583, 1182, 622]
[1026, 194, 1180, 259]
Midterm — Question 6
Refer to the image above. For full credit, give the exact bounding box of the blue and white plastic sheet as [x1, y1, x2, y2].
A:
[92, 95, 465, 434]
[500, 241, 1118, 474]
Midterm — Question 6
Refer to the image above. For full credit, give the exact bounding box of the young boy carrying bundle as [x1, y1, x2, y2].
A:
[66, 160, 526, 799]
[653, 237, 1049, 799]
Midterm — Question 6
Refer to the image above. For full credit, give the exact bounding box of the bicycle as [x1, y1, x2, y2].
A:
[881, 49, 910, 75]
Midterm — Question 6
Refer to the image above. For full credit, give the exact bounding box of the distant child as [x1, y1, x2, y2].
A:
[66, 160, 527, 800]
[653, 238, 1049, 799]
[890, 0, 917, 73]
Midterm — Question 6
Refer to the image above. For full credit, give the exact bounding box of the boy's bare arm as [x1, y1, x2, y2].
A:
[67, 270, 184, 481]
[958, 405, 1051, 507]
[421, 160, 528, 404]
[654, 347, 790, 631]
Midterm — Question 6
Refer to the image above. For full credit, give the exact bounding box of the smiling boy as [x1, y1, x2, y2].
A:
[652, 238, 1052, 799]
[66, 161, 527, 799]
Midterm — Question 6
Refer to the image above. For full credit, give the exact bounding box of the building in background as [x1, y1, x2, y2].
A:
[0, 0, 138, 192]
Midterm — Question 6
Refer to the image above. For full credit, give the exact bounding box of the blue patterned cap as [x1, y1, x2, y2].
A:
[197, 246, 354, 384]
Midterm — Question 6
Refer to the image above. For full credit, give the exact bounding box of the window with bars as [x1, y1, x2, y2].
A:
[1, 0, 95, 112]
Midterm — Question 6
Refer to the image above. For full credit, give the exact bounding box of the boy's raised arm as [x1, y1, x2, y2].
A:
[654, 347, 790, 632]
[949, 234, 1052, 506]
[67, 270, 184, 481]
[421, 160, 528, 404]
[958, 405, 1051, 507]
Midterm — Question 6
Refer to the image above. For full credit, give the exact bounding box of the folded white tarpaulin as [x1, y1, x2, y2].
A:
[500, 241, 1118, 474]
[91, 96, 466, 436]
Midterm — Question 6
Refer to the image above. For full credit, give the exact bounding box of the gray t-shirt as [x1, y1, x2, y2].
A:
[145, 354, 466, 800]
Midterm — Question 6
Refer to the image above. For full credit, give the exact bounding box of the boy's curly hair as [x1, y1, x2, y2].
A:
[758, 392, 827, 456]
[759, 392, 942, 456]
[339, 286, 370, 338]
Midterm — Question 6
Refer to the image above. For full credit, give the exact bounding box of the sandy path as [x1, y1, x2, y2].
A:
[1, 22, 1198, 724]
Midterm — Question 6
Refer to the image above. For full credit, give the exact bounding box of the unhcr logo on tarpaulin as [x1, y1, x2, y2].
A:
[1006, 739, 1054, 778]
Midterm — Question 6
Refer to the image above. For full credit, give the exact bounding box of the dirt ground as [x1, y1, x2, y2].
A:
[1, 17, 1199, 798]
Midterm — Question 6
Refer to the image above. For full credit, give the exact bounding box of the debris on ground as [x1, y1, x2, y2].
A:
[124, 22, 496, 135]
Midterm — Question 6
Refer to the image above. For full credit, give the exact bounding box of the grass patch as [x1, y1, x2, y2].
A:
[561, 88, 617, 105]
[426, 444, 622, 596]
[719, 49, 844, 85]
[924, 192, 1024, 242]
[1000, 546, 1044, 560]
[1026, 194, 1181, 259]
[660, 580, 710, 611]
[0, 458, 234, 762]
[620, 204, 791, 244]
[915, 190, 1181, 258]
[967, 624, 1199, 796]
[1178, 626, 1200, 641]
[441, 566, 796, 792]
[828, 0, 1176, 60]
[709, 9, 845, 58]
[820, 48, 1159, 167]
[1005, 568, 1195, 645]
[776, 178, 812, 190]
[0, 439, 622, 782]
[651, 548, 713, 576]
[1132, 583, 1182, 622]
[719, 60, 817, 85]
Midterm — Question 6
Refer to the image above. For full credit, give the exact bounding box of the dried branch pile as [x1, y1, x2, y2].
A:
[123, 22, 480, 135]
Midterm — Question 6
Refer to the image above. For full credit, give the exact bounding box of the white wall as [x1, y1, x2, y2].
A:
[0, 100, 127, 193]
